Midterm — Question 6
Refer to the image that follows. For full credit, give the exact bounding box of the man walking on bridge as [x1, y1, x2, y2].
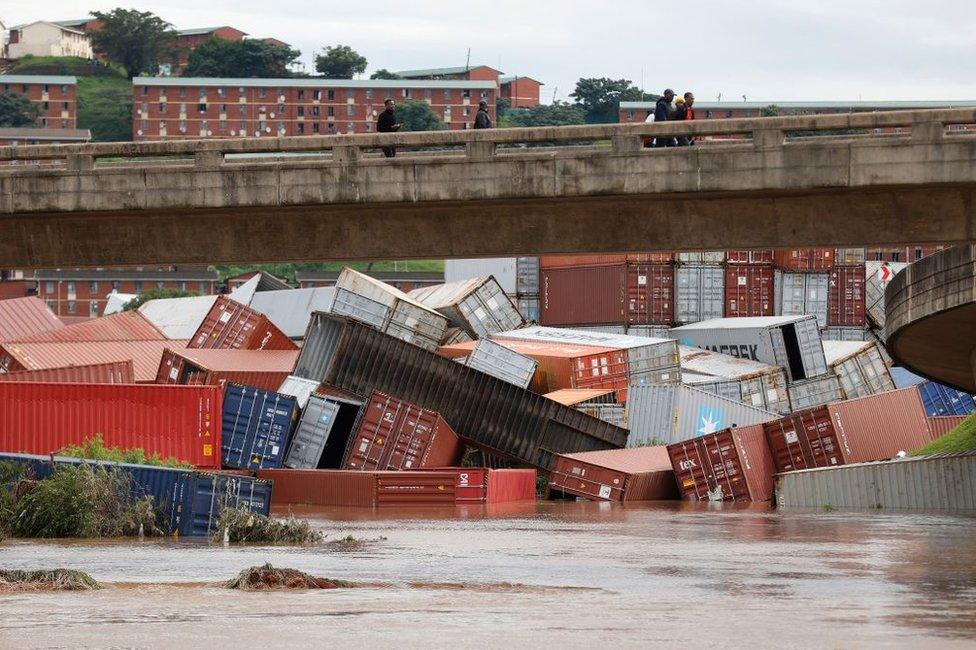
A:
[377, 98, 402, 158]
[474, 100, 492, 129]
[653, 89, 676, 147]
[673, 92, 696, 146]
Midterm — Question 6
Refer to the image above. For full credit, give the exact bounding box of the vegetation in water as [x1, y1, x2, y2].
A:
[226, 563, 354, 590]
[0, 569, 102, 591]
[0, 462, 19, 541]
[213, 507, 324, 545]
[57, 435, 191, 468]
[912, 413, 976, 455]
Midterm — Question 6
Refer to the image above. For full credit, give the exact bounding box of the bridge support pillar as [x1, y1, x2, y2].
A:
[611, 135, 643, 154]
[333, 146, 361, 163]
[912, 121, 945, 143]
[194, 151, 223, 169]
[465, 141, 496, 161]
[753, 129, 784, 149]
[66, 154, 94, 171]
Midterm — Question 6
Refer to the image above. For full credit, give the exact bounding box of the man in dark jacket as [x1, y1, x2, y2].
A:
[376, 98, 401, 158]
[653, 89, 676, 147]
[474, 100, 492, 129]
[673, 91, 695, 146]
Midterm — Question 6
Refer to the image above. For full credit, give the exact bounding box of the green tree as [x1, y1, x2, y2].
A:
[123, 288, 196, 311]
[185, 39, 301, 78]
[314, 45, 367, 79]
[90, 9, 178, 79]
[396, 100, 446, 132]
[495, 96, 511, 117]
[570, 77, 653, 123]
[0, 92, 41, 127]
[501, 102, 586, 127]
[77, 82, 132, 141]
[370, 68, 401, 80]
[761, 104, 780, 117]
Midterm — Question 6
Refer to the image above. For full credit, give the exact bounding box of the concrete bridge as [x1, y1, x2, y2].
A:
[1, 108, 976, 267]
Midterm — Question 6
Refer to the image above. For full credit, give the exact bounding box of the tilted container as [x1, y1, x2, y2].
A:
[822, 340, 895, 400]
[864, 261, 907, 329]
[277, 374, 321, 410]
[891, 367, 976, 417]
[221, 383, 299, 470]
[787, 374, 844, 411]
[409, 276, 525, 339]
[548, 446, 678, 502]
[282, 391, 365, 469]
[445, 258, 518, 294]
[679, 345, 791, 414]
[456, 338, 538, 389]
[157, 347, 298, 392]
[667, 424, 775, 502]
[188, 296, 297, 351]
[0, 360, 134, 384]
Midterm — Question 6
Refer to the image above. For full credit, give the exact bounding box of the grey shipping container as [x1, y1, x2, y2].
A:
[787, 374, 844, 411]
[571, 325, 628, 335]
[775, 453, 976, 511]
[671, 315, 828, 383]
[517, 257, 540, 296]
[277, 375, 321, 409]
[462, 338, 538, 389]
[410, 276, 525, 340]
[627, 325, 672, 339]
[293, 314, 629, 470]
[577, 402, 627, 428]
[679, 345, 791, 414]
[283, 391, 365, 469]
[865, 261, 907, 329]
[444, 258, 517, 294]
[626, 384, 779, 447]
[823, 340, 895, 400]
[821, 326, 870, 342]
[517, 295, 540, 322]
[775, 271, 829, 328]
[441, 327, 472, 345]
[675, 265, 725, 324]
[676, 251, 726, 264]
[249, 287, 335, 339]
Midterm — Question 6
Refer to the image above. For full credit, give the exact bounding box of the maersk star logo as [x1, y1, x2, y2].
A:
[697, 405, 724, 435]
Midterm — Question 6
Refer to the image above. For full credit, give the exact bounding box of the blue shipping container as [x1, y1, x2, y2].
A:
[221, 384, 298, 470]
[890, 368, 976, 417]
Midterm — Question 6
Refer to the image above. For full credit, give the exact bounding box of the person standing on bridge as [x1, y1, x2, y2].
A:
[673, 91, 696, 146]
[653, 89, 676, 147]
[377, 98, 402, 158]
[474, 100, 492, 129]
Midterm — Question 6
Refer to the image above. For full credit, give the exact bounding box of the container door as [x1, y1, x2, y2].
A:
[284, 395, 346, 469]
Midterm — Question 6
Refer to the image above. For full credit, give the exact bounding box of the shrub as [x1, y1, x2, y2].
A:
[57, 435, 191, 468]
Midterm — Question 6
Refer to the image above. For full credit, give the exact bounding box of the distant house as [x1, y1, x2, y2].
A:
[259, 37, 291, 49]
[394, 65, 502, 84]
[173, 26, 247, 72]
[500, 75, 543, 108]
[7, 21, 93, 59]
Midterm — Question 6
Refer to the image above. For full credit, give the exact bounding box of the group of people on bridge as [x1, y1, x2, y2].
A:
[374, 97, 493, 158]
[645, 88, 696, 147]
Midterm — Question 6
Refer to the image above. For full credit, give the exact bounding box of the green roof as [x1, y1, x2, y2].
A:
[136, 76, 495, 89]
[500, 75, 543, 85]
[0, 74, 78, 85]
[393, 65, 501, 78]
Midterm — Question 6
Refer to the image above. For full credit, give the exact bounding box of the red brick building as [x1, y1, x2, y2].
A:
[500, 75, 543, 108]
[173, 26, 248, 71]
[394, 65, 502, 84]
[0, 75, 78, 129]
[132, 77, 497, 139]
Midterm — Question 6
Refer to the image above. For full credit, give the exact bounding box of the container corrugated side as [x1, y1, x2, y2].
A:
[257, 468, 377, 507]
[540, 254, 628, 268]
[667, 424, 775, 502]
[0, 360, 134, 384]
[410, 277, 524, 339]
[676, 251, 725, 264]
[679, 346, 791, 414]
[464, 339, 537, 388]
[773, 249, 834, 271]
[540, 265, 626, 327]
[725, 265, 774, 317]
[485, 468, 537, 503]
[917, 381, 976, 417]
[221, 384, 298, 470]
[517, 296, 540, 323]
[517, 257, 540, 295]
[674, 265, 724, 324]
[828, 265, 866, 327]
[775, 271, 829, 328]
[188, 296, 297, 351]
[626, 263, 674, 326]
[549, 447, 677, 501]
[926, 415, 968, 438]
[727, 250, 774, 265]
[787, 375, 843, 411]
[824, 341, 895, 400]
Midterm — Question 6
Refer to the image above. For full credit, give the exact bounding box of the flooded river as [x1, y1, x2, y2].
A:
[2, 501, 975, 648]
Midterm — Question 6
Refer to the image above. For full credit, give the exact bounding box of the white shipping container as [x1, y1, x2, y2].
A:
[410, 276, 525, 339]
[249, 287, 335, 339]
[775, 271, 829, 328]
[823, 340, 895, 400]
[787, 374, 844, 411]
[676, 251, 726, 264]
[462, 339, 538, 388]
[865, 261, 907, 329]
[679, 345, 791, 414]
[138, 295, 219, 340]
[444, 258, 517, 294]
[577, 402, 626, 427]
[675, 265, 724, 324]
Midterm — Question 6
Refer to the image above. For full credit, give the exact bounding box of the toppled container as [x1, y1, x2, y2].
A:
[666, 424, 775, 502]
[678, 345, 791, 414]
[189, 296, 297, 351]
[0, 360, 134, 384]
[438, 467, 537, 503]
[0, 382, 221, 468]
[0, 340, 176, 383]
[890, 367, 976, 417]
[330, 267, 448, 351]
[156, 348, 299, 392]
[293, 314, 628, 471]
[283, 391, 365, 469]
[543, 388, 618, 406]
[409, 276, 525, 339]
[787, 374, 844, 411]
[823, 340, 895, 400]
[447, 338, 538, 388]
[927, 415, 968, 438]
[221, 384, 299, 470]
[672, 315, 827, 383]
[763, 387, 932, 472]
[626, 263, 674, 326]
[725, 265, 774, 317]
[277, 375, 321, 409]
[548, 446, 678, 501]
[828, 266, 866, 327]
[138, 295, 219, 340]
[627, 384, 779, 447]
[674, 265, 724, 325]
[0, 296, 65, 342]
[539, 264, 626, 326]
[257, 469, 458, 507]
[342, 391, 462, 471]
[248, 287, 336, 339]
[775, 271, 829, 328]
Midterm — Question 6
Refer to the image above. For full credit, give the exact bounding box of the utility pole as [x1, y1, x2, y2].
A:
[465, 47, 471, 72]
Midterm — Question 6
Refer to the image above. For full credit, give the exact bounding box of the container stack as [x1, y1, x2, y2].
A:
[676, 251, 725, 326]
[725, 250, 772, 318]
[539, 255, 627, 330]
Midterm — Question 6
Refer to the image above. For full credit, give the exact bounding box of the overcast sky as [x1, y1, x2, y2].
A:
[7, 0, 976, 102]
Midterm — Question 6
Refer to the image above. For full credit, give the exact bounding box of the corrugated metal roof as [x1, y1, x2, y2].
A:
[139, 295, 219, 340]
[11, 311, 167, 343]
[7, 21, 85, 35]
[0, 74, 77, 85]
[0, 128, 91, 141]
[170, 348, 299, 372]
[619, 100, 976, 110]
[136, 77, 496, 89]
[823, 340, 873, 365]
[0, 298, 64, 342]
[561, 446, 673, 474]
[394, 65, 500, 77]
[248, 287, 335, 338]
[544, 388, 617, 406]
[499, 75, 543, 85]
[2, 340, 184, 382]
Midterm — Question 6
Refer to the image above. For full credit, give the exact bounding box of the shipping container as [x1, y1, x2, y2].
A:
[187, 296, 297, 352]
[256, 469, 458, 507]
[517, 295, 540, 323]
[787, 374, 844, 411]
[725, 265, 774, 317]
[0, 360, 134, 384]
[139, 295, 219, 340]
[823, 340, 895, 400]
[543, 388, 617, 406]
[330, 268, 448, 351]
[157, 348, 298, 392]
[548, 446, 678, 501]
[539, 254, 628, 268]
[439, 467, 537, 503]
[627, 384, 779, 447]
[775, 271, 829, 328]
[293, 314, 628, 471]
[627, 325, 672, 339]
[445, 258, 518, 294]
[773, 249, 834, 271]
[864, 261, 907, 329]
[343, 391, 462, 471]
[577, 402, 627, 427]
[627, 263, 674, 326]
[679, 345, 791, 414]
[441, 327, 472, 346]
[247, 287, 336, 339]
[763, 387, 932, 472]
[283, 392, 365, 469]
[409, 276, 525, 339]
[828, 266, 866, 327]
[835, 248, 867, 266]
[221, 384, 299, 470]
[775, 452, 976, 511]
[927, 415, 968, 438]
[11, 310, 167, 344]
[676, 251, 725, 264]
[277, 375, 321, 409]
[0, 297, 64, 342]
[820, 326, 870, 341]
[890, 367, 976, 417]
[667, 424, 775, 502]
[726, 250, 774, 265]
[571, 325, 628, 335]
[0, 340, 180, 383]
[0, 383, 221, 468]
[674, 265, 724, 324]
[672, 315, 828, 383]
[516, 257, 540, 296]
[540, 265, 626, 327]
[458, 338, 538, 388]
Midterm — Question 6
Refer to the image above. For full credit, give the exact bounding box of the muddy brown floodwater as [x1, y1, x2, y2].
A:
[2, 501, 976, 648]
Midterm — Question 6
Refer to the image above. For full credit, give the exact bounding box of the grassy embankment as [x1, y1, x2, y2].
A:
[913, 413, 976, 456]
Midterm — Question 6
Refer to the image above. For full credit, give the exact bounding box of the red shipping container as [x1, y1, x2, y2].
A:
[773, 249, 834, 271]
[540, 254, 627, 269]
[763, 387, 932, 472]
[1, 340, 181, 383]
[667, 425, 775, 502]
[627, 252, 674, 264]
[540, 265, 626, 326]
[627, 263, 674, 326]
[257, 469, 458, 507]
[726, 250, 774, 265]
[0, 297, 64, 342]
[549, 446, 679, 501]
[0, 360, 134, 384]
[157, 347, 298, 391]
[0, 382, 221, 468]
[828, 266, 866, 326]
[926, 416, 967, 439]
[188, 296, 297, 351]
[485, 468, 537, 503]
[12, 310, 167, 344]
[342, 391, 462, 471]
[725, 265, 774, 317]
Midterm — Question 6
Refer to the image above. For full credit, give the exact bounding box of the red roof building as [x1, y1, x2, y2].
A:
[500, 75, 543, 108]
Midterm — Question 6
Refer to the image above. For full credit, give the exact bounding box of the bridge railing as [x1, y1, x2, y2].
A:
[1, 107, 974, 169]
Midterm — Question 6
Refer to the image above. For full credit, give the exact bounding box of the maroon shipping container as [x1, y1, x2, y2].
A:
[763, 387, 932, 472]
[0, 360, 134, 384]
[627, 252, 674, 264]
[157, 347, 298, 391]
[548, 446, 678, 502]
[342, 391, 462, 471]
[773, 249, 834, 271]
[627, 263, 674, 326]
[726, 250, 774, 265]
[926, 416, 968, 439]
[0, 382, 221, 468]
[828, 266, 866, 326]
[667, 425, 775, 502]
[189, 296, 297, 351]
[257, 469, 458, 507]
[540, 254, 628, 269]
[540, 265, 626, 326]
[725, 265, 774, 317]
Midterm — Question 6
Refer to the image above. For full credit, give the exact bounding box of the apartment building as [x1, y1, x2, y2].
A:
[0, 75, 78, 129]
[7, 21, 93, 59]
[500, 75, 542, 108]
[131, 77, 497, 139]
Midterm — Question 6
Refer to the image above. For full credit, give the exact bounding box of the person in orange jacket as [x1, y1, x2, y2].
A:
[673, 92, 696, 146]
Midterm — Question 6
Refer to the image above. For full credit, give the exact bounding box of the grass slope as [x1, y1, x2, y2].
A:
[912, 413, 976, 455]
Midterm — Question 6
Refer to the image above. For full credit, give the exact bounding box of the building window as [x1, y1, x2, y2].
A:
[89, 281, 98, 293]
[67, 301, 76, 314]
[258, 88, 266, 98]
[463, 89, 471, 99]
[258, 120, 266, 132]
[326, 107, 333, 117]
[160, 102, 167, 113]
[201, 120, 208, 132]
[217, 87, 225, 98]
[63, 101, 69, 111]
[66, 281, 76, 298]
[239, 104, 247, 116]
[240, 121, 247, 132]
[61, 119, 68, 128]
[141, 119, 149, 130]
[89, 300, 99, 316]
[61, 84, 68, 93]
[142, 86, 148, 95]
[198, 282, 208, 294]
[156, 281, 165, 289]
[297, 106, 304, 117]
[402, 88, 410, 98]
[45, 281, 54, 294]
[179, 120, 187, 132]
[347, 122, 354, 132]
[313, 90, 322, 101]
[312, 123, 320, 134]
[179, 102, 187, 114]
[134, 281, 143, 293]
[425, 89, 433, 100]
[198, 103, 207, 113]
[725, 110, 733, 118]
[463, 107, 470, 117]
[706, 110, 713, 119]
[178, 281, 187, 291]
[46, 300, 55, 311]
[365, 89, 372, 100]
[347, 104, 354, 116]
[297, 123, 304, 134]
[443, 89, 452, 99]
[179, 87, 187, 98]
[327, 89, 334, 100]
[112, 281, 120, 290]
[278, 122, 286, 135]
[297, 89, 305, 100]
[444, 107, 452, 118]
[365, 123, 373, 132]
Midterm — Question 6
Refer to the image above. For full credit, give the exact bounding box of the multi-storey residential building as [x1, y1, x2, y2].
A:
[6, 21, 93, 59]
[0, 127, 90, 147]
[172, 26, 248, 72]
[0, 75, 78, 129]
[500, 76, 543, 108]
[33, 267, 219, 318]
[131, 77, 497, 139]
[295, 270, 443, 293]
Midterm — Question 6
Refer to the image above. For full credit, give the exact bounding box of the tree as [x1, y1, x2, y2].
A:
[761, 104, 780, 117]
[122, 288, 196, 311]
[314, 45, 367, 79]
[0, 92, 41, 127]
[370, 69, 401, 80]
[185, 39, 302, 78]
[77, 84, 132, 141]
[396, 100, 446, 132]
[495, 97, 511, 118]
[570, 77, 654, 123]
[501, 102, 586, 127]
[90, 9, 178, 79]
